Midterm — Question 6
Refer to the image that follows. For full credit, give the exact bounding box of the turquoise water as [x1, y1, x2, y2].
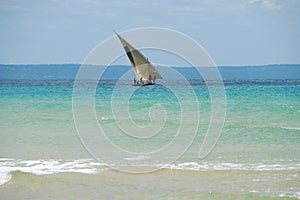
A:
[0, 66, 300, 199]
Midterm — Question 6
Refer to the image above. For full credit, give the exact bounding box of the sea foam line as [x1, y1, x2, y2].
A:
[0, 159, 107, 185]
[157, 161, 300, 171]
[281, 127, 300, 131]
[1, 159, 300, 186]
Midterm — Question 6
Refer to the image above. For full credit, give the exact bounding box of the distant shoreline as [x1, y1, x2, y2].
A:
[1, 63, 299, 68]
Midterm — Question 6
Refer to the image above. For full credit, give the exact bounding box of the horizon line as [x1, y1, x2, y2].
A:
[0, 63, 299, 67]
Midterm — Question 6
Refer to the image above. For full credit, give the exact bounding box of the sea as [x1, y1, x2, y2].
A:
[0, 64, 299, 199]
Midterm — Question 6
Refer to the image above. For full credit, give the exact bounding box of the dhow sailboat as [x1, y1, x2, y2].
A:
[114, 31, 162, 86]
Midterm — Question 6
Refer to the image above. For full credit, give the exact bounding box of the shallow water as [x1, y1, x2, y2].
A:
[0, 76, 300, 199]
[1, 169, 299, 200]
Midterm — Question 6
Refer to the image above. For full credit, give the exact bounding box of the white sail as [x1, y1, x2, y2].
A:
[115, 32, 162, 81]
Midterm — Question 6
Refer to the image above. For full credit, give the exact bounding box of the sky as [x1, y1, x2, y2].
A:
[0, 0, 299, 66]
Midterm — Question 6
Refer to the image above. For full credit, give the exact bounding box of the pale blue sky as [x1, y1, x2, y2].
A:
[0, 0, 299, 65]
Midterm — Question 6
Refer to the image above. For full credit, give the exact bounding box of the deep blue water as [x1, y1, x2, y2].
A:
[1, 64, 299, 80]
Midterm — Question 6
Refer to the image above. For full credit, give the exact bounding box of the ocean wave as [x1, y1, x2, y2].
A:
[0, 171, 12, 186]
[279, 192, 300, 199]
[123, 155, 151, 161]
[1, 159, 300, 186]
[0, 159, 107, 186]
[156, 161, 300, 171]
[281, 127, 300, 131]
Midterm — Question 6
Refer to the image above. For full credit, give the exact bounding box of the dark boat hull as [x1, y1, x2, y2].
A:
[133, 82, 155, 86]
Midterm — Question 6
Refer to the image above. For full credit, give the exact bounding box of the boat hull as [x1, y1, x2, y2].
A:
[133, 82, 155, 86]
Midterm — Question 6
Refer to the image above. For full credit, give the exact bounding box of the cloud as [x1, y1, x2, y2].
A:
[261, 0, 283, 10]
[246, 0, 284, 10]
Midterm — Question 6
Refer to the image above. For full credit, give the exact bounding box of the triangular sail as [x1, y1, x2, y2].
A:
[115, 32, 162, 80]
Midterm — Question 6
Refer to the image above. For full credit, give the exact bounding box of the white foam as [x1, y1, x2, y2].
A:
[0, 171, 12, 186]
[279, 192, 300, 199]
[157, 161, 300, 171]
[281, 127, 300, 130]
[101, 116, 111, 121]
[1, 158, 300, 185]
[123, 156, 151, 161]
[0, 158, 107, 184]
